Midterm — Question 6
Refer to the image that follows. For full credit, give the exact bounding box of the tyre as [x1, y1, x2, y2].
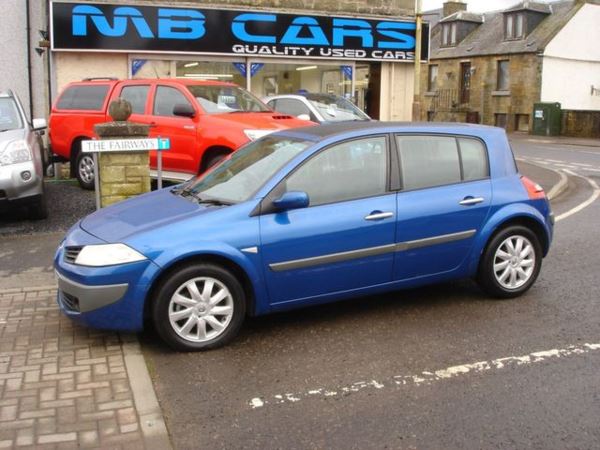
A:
[152, 263, 246, 351]
[477, 225, 542, 299]
[76, 151, 95, 190]
[28, 184, 48, 220]
[202, 152, 228, 173]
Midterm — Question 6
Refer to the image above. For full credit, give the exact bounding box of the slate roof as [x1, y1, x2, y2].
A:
[505, 0, 552, 13]
[439, 11, 484, 23]
[426, 0, 582, 60]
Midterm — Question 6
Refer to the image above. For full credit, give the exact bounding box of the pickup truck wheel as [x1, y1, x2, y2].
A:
[76, 152, 95, 190]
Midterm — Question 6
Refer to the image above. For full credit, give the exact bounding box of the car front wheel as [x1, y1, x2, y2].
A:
[477, 225, 542, 298]
[152, 263, 246, 351]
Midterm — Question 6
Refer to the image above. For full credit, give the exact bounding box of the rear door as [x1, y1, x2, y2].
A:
[392, 134, 492, 280]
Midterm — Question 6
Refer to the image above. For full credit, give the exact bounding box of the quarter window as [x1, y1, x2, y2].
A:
[56, 85, 109, 111]
[120, 85, 149, 114]
[286, 136, 387, 206]
[396, 135, 488, 190]
[153, 86, 193, 117]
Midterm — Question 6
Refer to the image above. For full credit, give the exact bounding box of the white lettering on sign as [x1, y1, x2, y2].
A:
[81, 138, 171, 153]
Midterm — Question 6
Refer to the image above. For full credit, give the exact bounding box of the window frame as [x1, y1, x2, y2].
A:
[262, 134, 393, 212]
[119, 84, 151, 115]
[427, 65, 439, 92]
[441, 23, 458, 47]
[505, 12, 525, 40]
[393, 133, 490, 193]
[496, 60, 510, 91]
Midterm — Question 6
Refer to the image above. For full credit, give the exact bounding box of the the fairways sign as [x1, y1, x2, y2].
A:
[51, 2, 429, 62]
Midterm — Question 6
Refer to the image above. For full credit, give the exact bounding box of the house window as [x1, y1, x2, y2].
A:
[442, 23, 457, 46]
[497, 60, 509, 91]
[505, 13, 525, 39]
[460, 62, 471, 104]
[428, 65, 438, 92]
[495, 113, 508, 128]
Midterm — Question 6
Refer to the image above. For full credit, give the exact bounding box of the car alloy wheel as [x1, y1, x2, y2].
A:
[477, 225, 542, 299]
[76, 152, 95, 190]
[492, 235, 535, 290]
[168, 277, 234, 343]
[152, 263, 246, 351]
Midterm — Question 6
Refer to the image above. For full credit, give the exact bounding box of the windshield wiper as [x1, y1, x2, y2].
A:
[195, 197, 232, 206]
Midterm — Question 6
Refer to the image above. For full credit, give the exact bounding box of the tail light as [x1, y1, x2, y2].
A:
[521, 176, 546, 199]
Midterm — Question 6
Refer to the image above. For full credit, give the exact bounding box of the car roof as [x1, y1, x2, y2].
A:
[66, 78, 236, 87]
[278, 121, 505, 141]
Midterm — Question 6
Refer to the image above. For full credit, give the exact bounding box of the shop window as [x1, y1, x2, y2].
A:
[497, 60, 510, 91]
[153, 86, 192, 117]
[495, 113, 508, 128]
[132, 60, 171, 78]
[427, 65, 438, 92]
[175, 61, 245, 86]
[120, 85, 149, 114]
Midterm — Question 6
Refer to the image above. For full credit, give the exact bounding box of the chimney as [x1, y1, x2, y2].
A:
[443, 1, 467, 18]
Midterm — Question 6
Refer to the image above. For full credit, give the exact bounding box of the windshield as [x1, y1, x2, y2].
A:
[0, 97, 23, 132]
[305, 94, 370, 122]
[179, 136, 312, 203]
[187, 85, 271, 115]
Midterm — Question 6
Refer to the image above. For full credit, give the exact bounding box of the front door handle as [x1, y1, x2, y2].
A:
[459, 196, 484, 206]
[364, 211, 394, 221]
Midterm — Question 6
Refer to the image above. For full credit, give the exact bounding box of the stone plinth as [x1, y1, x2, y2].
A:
[94, 120, 151, 208]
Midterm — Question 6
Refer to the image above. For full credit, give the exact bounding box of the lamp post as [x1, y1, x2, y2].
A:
[412, 0, 423, 121]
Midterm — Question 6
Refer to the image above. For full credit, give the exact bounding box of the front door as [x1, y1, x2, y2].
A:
[260, 135, 397, 306]
[393, 134, 492, 280]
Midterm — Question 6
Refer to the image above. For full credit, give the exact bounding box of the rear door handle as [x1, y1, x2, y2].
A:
[459, 196, 484, 206]
[364, 211, 394, 221]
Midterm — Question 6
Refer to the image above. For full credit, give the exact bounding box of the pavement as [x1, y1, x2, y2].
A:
[0, 149, 574, 449]
[509, 132, 600, 149]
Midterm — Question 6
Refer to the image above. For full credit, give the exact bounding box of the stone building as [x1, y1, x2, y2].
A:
[419, 0, 600, 137]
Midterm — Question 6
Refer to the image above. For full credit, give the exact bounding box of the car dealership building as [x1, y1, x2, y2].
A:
[2, 0, 424, 122]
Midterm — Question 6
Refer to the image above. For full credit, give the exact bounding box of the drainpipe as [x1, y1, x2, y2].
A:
[412, 0, 423, 121]
[26, 0, 34, 120]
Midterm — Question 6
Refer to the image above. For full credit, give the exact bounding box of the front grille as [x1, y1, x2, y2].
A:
[59, 290, 80, 312]
[64, 246, 83, 264]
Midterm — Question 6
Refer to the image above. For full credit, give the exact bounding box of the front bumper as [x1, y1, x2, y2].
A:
[0, 161, 43, 202]
[54, 224, 162, 332]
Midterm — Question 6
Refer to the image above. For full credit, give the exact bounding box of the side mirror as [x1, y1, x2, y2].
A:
[272, 191, 309, 211]
[173, 103, 196, 118]
[32, 118, 47, 131]
[297, 113, 311, 121]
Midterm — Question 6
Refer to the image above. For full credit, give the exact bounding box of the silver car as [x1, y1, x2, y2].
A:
[264, 93, 371, 124]
[0, 90, 48, 219]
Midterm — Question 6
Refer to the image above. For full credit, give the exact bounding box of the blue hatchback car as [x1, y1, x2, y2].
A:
[54, 122, 553, 351]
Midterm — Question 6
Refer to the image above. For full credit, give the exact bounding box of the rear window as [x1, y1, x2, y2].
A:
[56, 85, 110, 111]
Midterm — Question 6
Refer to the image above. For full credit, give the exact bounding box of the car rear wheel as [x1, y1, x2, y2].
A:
[477, 225, 542, 298]
[76, 152, 95, 190]
[152, 263, 246, 351]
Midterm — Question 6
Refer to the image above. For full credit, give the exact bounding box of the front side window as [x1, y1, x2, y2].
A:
[186, 85, 269, 115]
[285, 136, 387, 206]
[0, 97, 23, 131]
[120, 85, 149, 114]
[182, 136, 312, 203]
[497, 60, 510, 91]
[153, 86, 192, 117]
[428, 65, 439, 92]
[396, 135, 488, 190]
[273, 99, 311, 118]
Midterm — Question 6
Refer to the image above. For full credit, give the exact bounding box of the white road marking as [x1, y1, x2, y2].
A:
[248, 342, 600, 409]
[555, 170, 600, 222]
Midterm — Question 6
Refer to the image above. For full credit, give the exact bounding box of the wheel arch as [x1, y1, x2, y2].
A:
[69, 136, 92, 177]
[199, 145, 233, 173]
[144, 252, 258, 326]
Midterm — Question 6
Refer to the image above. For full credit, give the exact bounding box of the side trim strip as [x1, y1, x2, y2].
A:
[268, 229, 477, 272]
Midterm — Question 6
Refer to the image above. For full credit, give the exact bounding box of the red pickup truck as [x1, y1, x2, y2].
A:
[49, 78, 311, 189]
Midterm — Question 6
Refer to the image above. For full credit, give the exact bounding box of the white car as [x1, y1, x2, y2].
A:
[264, 93, 371, 124]
[0, 89, 48, 219]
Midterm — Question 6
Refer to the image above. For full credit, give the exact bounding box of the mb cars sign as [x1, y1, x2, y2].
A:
[51, 2, 429, 62]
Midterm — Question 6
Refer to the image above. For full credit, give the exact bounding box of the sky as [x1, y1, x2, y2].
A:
[422, 0, 550, 12]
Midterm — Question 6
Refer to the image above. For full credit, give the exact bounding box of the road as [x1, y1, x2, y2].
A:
[141, 138, 600, 449]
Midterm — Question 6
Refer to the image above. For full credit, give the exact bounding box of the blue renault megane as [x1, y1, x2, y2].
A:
[54, 122, 553, 351]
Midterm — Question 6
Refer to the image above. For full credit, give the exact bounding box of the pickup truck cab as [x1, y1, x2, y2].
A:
[49, 78, 309, 189]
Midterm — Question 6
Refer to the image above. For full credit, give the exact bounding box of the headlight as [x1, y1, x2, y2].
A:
[0, 140, 32, 166]
[244, 129, 277, 141]
[74, 243, 147, 267]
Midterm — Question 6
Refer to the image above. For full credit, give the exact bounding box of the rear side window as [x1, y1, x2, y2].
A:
[396, 135, 488, 191]
[153, 86, 192, 117]
[120, 85, 149, 114]
[56, 85, 109, 110]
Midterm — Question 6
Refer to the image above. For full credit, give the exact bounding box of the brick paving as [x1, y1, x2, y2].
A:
[0, 287, 156, 449]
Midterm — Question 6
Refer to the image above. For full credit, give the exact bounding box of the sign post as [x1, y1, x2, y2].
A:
[82, 137, 171, 210]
